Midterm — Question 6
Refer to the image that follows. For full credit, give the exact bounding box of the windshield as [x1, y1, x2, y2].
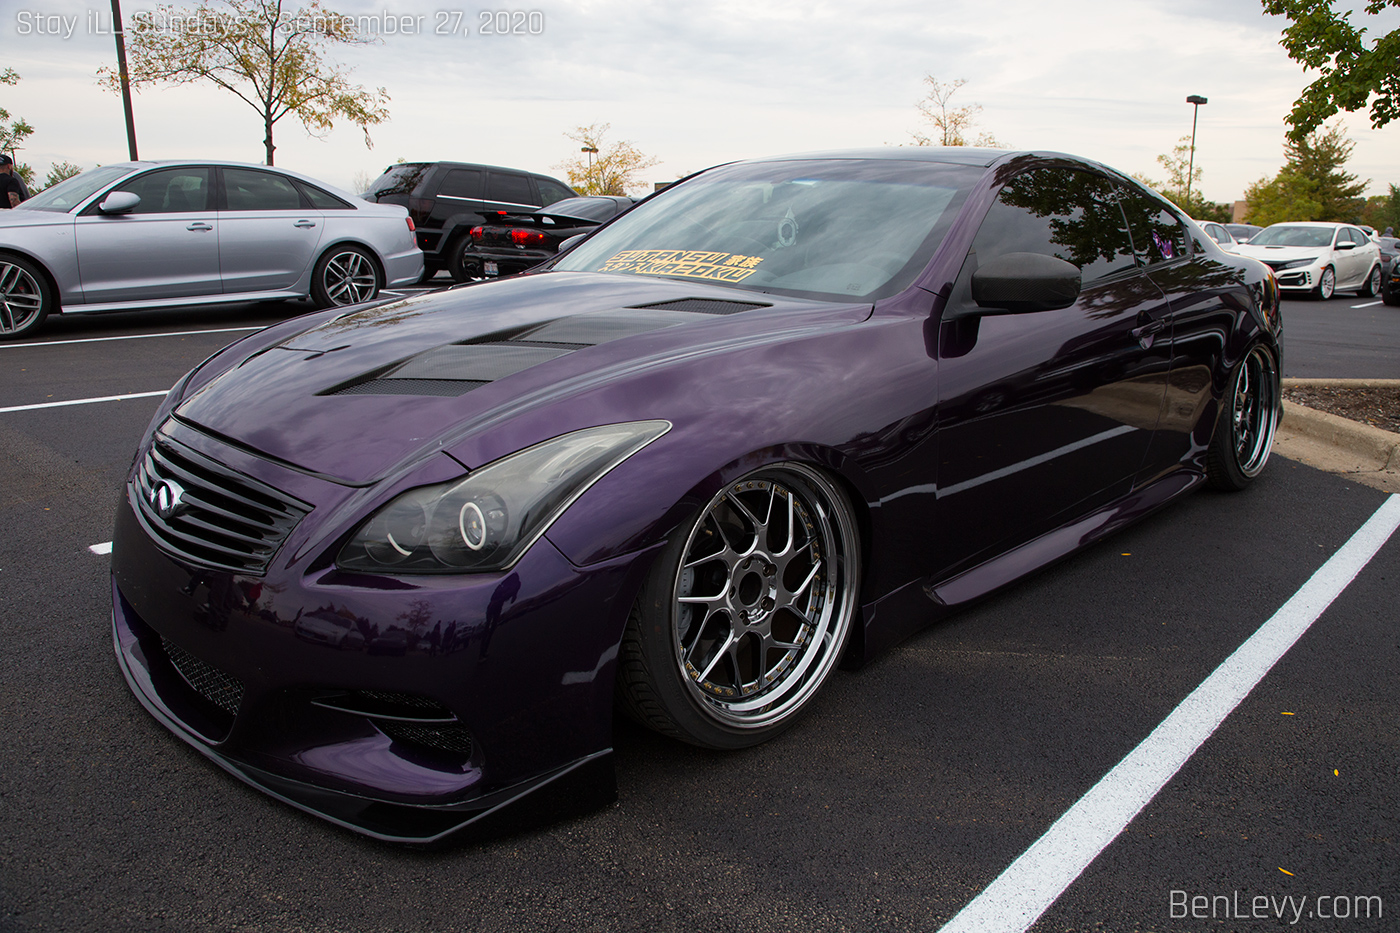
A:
[363, 163, 429, 198]
[18, 165, 135, 212]
[1249, 225, 1335, 248]
[552, 159, 977, 301]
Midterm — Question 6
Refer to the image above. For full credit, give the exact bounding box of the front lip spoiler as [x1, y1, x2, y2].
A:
[111, 602, 617, 846]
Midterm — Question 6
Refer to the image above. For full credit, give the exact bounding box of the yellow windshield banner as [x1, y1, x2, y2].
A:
[601, 250, 764, 282]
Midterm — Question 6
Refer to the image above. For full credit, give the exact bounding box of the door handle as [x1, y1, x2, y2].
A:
[294, 219, 317, 228]
[1131, 316, 1166, 349]
[186, 222, 213, 231]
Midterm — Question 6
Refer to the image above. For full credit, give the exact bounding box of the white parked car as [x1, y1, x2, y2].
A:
[1233, 221, 1382, 300]
[1195, 220, 1241, 252]
[0, 161, 424, 339]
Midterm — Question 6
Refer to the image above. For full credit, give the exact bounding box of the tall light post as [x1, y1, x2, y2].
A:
[1185, 94, 1207, 206]
[111, 0, 139, 160]
[580, 145, 598, 192]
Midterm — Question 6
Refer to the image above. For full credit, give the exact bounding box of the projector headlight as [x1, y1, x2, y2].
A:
[337, 421, 670, 574]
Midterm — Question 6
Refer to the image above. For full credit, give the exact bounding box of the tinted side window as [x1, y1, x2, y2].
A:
[1117, 187, 1188, 265]
[223, 169, 303, 211]
[973, 168, 1136, 283]
[536, 178, 574, 206]
[116, 167, 211, 214]
[1347, 228, 1368, 246]
[485, 172, 534, 205]
[438, 169, 482, 199]
[297, 182, 352, 210]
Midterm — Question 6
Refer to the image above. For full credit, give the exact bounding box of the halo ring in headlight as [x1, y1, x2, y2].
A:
[459, 501, 488, 551]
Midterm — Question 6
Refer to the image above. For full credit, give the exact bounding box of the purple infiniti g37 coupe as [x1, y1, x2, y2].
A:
[111, 147, 1282, 843]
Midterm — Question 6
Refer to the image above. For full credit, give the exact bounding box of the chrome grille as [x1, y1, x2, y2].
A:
[162, 636, 244, 716]
[132, 437, 310, 575]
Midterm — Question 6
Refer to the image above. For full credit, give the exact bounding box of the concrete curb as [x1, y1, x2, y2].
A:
[1282, 378, 1400, 389]
[1280, 401, 1400, 471]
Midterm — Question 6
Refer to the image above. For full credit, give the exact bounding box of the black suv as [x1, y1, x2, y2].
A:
[361, 162, 576, 281]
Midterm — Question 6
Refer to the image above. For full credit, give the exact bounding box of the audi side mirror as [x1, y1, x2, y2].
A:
[970, 252, 1082, 314]
[98, 191, 141, 214]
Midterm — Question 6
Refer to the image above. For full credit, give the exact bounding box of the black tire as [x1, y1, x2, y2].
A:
[1359, 264, 1382, 297]
[1311, 264, 1335, 300]
[310, 245, 381, 308]
[0, 254, 53, 340]
[616, 463, 860, 749]
[1384, 286, 1400, 307]
[447, 236, 481, 283]
[1206, 344, 1280, 491]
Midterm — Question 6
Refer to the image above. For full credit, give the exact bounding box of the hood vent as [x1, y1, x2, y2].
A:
[325, 299, 770, 397]
[629, 298, 770, 315]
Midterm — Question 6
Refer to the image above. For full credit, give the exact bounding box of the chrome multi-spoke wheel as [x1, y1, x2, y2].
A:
[312, 246, 380, 308]
[1361, 265, 1382, 297]
[617, 463, 860, 747]
[0, 255, 52, 339]
[1207, 344, 1279, 490]
[1314, 265, 1335, 300]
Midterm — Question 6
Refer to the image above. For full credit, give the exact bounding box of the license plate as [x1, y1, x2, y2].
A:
[484, 261, 499, 276]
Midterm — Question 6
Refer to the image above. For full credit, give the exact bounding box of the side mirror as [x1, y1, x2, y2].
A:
[98, 191, 141, 214]
[558, 232, 589, 253]
[970, 252, 1082, 314]
[1335, 241, 1356, 250]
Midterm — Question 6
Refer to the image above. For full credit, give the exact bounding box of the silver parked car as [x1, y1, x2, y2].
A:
[0, 161, 424, 339]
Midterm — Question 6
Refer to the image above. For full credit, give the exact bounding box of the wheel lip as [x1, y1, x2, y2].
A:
[668, 462, 859, 731]
[320, 248, 380, 306]
[0, 260, 46, 335]
[1232, 345, 1279, 478]
[1367, 265, 1382, 295]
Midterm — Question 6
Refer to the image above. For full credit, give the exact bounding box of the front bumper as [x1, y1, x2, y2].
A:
[1273, 266, 1319, 291]
[110, 429, 651, 843]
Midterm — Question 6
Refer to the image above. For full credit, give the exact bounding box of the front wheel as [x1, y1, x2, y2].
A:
[1359, 264, 1382, 297]
[616, 463, 861, 749]
[1312, 265, 1335, 300]
[1206, 344, 1279, 491]
[447, 237, 481, 283]
[311, 246, 381, 308]
[0, 254, 53, 340]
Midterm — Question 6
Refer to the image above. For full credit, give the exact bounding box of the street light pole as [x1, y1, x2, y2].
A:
[111, 0, 139, 160]
[1185, 94, 1207, 206]
[580, 145, 598, 192]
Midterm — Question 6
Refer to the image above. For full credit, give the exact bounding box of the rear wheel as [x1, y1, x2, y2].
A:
[0, 254, 52, 340]
[447, 236, 481, 283]
[1312, 265, 1335, 300]
[1206, 344, 1279, 491]
[616, 463, 861, 749]
[311, 246, 381, 308]
[1359, 264, 1382, 297]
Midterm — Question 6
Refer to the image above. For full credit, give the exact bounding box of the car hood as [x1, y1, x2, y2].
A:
[1233, 244, 1327, 263]
[173, 273, 871, 484]
[0, 209, 72, 230]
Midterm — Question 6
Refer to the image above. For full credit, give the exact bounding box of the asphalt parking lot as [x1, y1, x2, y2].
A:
[1, 292, 1397, 933]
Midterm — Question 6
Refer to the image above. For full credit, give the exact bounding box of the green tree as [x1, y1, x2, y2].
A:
[1145, 135, 1231, 220]
[555, 123, 659, 196]
[1, 68, 35, 164]
[1244, 123, 1367, 224]
[1262, 0, 1400, 139]
[43, 161, 84, 189]
[911, 76, 1005, 147]
[99, 0, 390, 165]
[1357, 183, 1399, 231]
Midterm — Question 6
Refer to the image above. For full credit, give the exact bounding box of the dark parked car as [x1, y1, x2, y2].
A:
[113, 147, 1282, 844]
[1225, 223, 1263, 243]
[1382, 237, 1400, 305]
[360, 161, 576, 282]
[459, 195, 635, 279]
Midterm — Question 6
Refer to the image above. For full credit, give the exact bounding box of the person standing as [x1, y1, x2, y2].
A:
[0, 155, 30, 208]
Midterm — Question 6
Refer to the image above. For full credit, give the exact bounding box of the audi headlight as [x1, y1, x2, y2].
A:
[337, 421, 670, 574]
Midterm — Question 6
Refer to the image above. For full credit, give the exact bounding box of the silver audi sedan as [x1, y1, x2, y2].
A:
[0, 161, 424, 339]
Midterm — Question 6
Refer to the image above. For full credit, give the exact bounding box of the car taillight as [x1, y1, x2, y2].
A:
[405, 217, 415, 233]
[470, 226, 483, 241]
[510, 229, 548, 247]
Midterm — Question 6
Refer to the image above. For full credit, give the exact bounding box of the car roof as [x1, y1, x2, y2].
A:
[97, 160, 361, 201]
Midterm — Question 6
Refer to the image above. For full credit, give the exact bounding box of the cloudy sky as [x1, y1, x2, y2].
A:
[3, 0, 1397, 205]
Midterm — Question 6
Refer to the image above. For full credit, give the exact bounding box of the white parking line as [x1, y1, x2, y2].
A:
[89, 542, 113, 555]
[938, 494, 1400, 933]
[0, 327, 261, 349]
[1351, 300, 1383, 308]
[0, 390, 170, 414]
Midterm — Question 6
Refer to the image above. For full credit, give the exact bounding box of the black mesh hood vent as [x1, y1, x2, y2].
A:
[326, 299, 768, 397]
[628, 298, 771, 314]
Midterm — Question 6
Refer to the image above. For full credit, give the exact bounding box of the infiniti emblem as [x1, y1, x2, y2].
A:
[149, 478, 188, 519]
